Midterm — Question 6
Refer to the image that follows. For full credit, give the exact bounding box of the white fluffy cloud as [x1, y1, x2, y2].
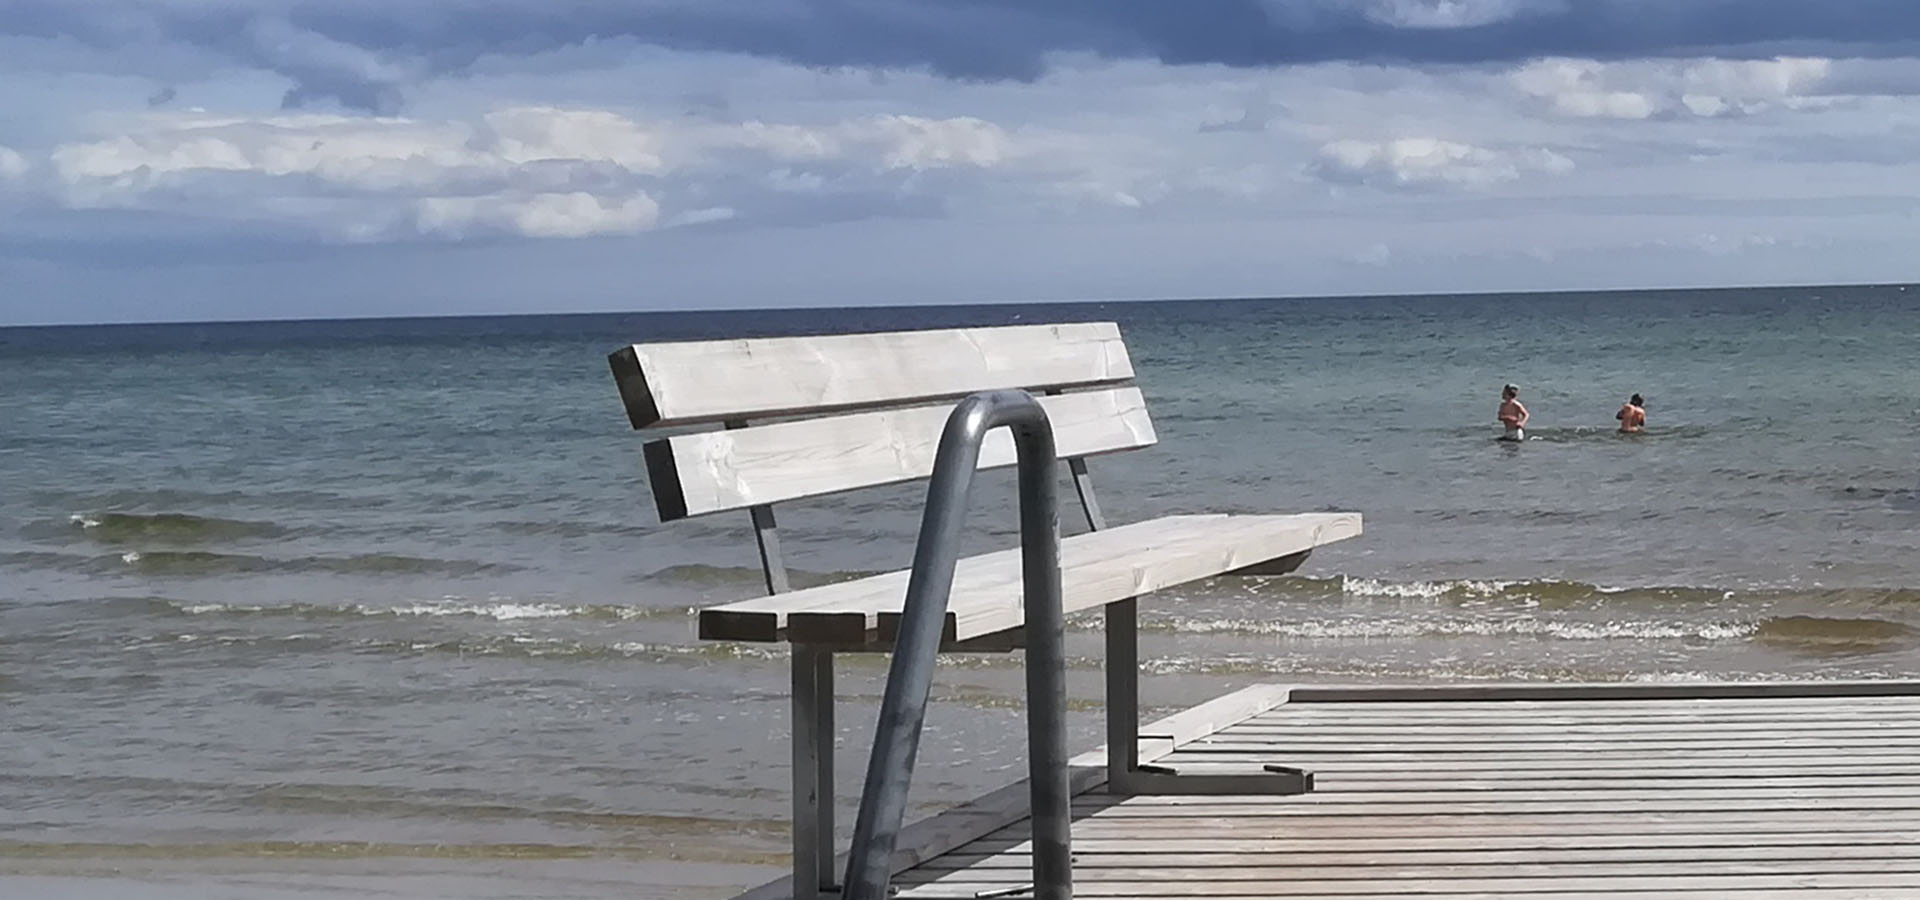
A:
[1357, 0, 1547, 30]
[417, 191, 660, 238]
[0, 145, 26, 181]
[715, 115, 1011, 170]
[864, 115, 1011, 170]
[1511, 56, 1836, 119]
[1311, 137, 1572, 189]
[50, 113, 482, 194]
[29, 107, 1019, 240]
[482, 107, 667, 173]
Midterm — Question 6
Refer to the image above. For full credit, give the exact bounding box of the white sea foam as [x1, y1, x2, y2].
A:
[387, 601, 576, 620]
[1340, 576, 1516, 599]
[168, 597, 681, 620]
[120, 551, 142, 564]
[611, 641, 787, 661]
[1156, 615, 1755, 641]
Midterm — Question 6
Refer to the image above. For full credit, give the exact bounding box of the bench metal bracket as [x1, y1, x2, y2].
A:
[1108, 766, 1314, 796]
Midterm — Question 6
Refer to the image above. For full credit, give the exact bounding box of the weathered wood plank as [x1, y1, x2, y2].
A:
[610, 322, 1134, 429]
[1283, 683, 1920, 703]
[644, 387, 1155, 520]
[1247, 718, 1920, 731]
[1262, 701, 1920, 719]
[915, 850, 1920, 873]
[1190, 736, 1920, 752]
[703, 514, 1182, 641]
[699, 513, 1360, 642]
[1154, 756, 1920, 775]
[1068, 796, 1920, 816]
[1077, 785, 1920, 805]
[960, 830, 1920, 854]
[1236, 713, 1920, 729]
[933, 886, 1920, 894]
[1128, 774, 1920, 792]
[992, 810, 1920, 839]
[898, 858, 1920, 885]
[875, 512, 1362, 644]
[1247, 717, 1920, 733]
[895, 873, 1920, 897]
[1175, 746, 1920, 763]
[1219, 724, 1920, 741]
[1126, 684, 1292, 759]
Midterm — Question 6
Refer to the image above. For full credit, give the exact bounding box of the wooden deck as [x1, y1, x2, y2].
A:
[860, 682, 1920, 899]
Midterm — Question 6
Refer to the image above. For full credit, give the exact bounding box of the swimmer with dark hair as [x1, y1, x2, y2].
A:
[1617, 394, 1646, 433]
[1498, 384, 1529, 441]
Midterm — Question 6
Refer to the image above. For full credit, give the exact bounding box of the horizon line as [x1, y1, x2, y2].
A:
[3, 278, 1913, 330]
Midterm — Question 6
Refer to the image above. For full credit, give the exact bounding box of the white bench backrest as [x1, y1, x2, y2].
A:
[609, 322, 1156, 521]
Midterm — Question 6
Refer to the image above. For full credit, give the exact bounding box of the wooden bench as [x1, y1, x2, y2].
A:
[608, 321, 1361, 898]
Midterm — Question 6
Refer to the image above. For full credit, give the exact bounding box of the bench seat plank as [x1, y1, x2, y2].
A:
[646, 387, 1155, 521]
[695, 513, 1360, 643]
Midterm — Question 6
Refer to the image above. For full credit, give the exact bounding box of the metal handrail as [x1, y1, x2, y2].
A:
[842, 390, 1072, 900]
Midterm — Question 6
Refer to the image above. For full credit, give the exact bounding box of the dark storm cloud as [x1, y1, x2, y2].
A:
[10, 1, 1920, 111]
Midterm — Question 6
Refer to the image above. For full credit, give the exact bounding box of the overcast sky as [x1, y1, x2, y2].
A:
[6, 1, 1920, 324]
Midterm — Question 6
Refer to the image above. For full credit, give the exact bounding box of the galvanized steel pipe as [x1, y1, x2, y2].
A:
[842, 390, 1071, 900]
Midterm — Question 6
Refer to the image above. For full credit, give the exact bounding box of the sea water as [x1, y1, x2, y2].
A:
[3, 286, 1918, 897]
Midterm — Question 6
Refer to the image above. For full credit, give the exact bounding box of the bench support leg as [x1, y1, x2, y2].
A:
[722, 455, 839, 896]
[792, 646, 835, 898]
[1103, 597, 1139, 787]
[1104, 591, 1313, 797]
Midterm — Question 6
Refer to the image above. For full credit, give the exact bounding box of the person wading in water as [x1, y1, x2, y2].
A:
[1498, 384, 1529, 442]
[1617, 393, 1647, 433]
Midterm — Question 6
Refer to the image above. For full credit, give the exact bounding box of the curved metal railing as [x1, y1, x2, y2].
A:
[841, 390, 1072, 900]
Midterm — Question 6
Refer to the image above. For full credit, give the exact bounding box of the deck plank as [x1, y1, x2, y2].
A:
[929, 845, 1920, 869]
[1154, 759, 1920, 776]
[894, 873, 1920, 897]
[1025, 893, 1914, 900]
[739, 682, 1920, 899]
[899, 858, 1920, 882]
[993, 812, 1920, 839]
[1125, 775, 1920, 791]
[1189, 736, 1920, 751]
[958, 831, 1920, 853]
[1230, 721, 1920, 734]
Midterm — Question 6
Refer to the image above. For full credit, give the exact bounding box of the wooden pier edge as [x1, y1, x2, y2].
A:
[732, 685, 1294, 900]
[1285, 679, 1920, 703]
[727, 678, 1920, 899]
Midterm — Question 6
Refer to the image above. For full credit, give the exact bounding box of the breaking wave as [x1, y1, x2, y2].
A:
[1217, 575, 1920, 609]
[117, 550, 517, 577]
[3, 550, 515, 577]
[1136, 611, 1914, 655]
[1142, 615, 1756, 642]
[67, 512, 287, 544]
[1751, 615, 1918, 652]
[145, 597, 691, 622]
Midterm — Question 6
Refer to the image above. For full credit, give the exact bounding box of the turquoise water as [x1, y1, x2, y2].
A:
[3, 285, 1919, 897]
